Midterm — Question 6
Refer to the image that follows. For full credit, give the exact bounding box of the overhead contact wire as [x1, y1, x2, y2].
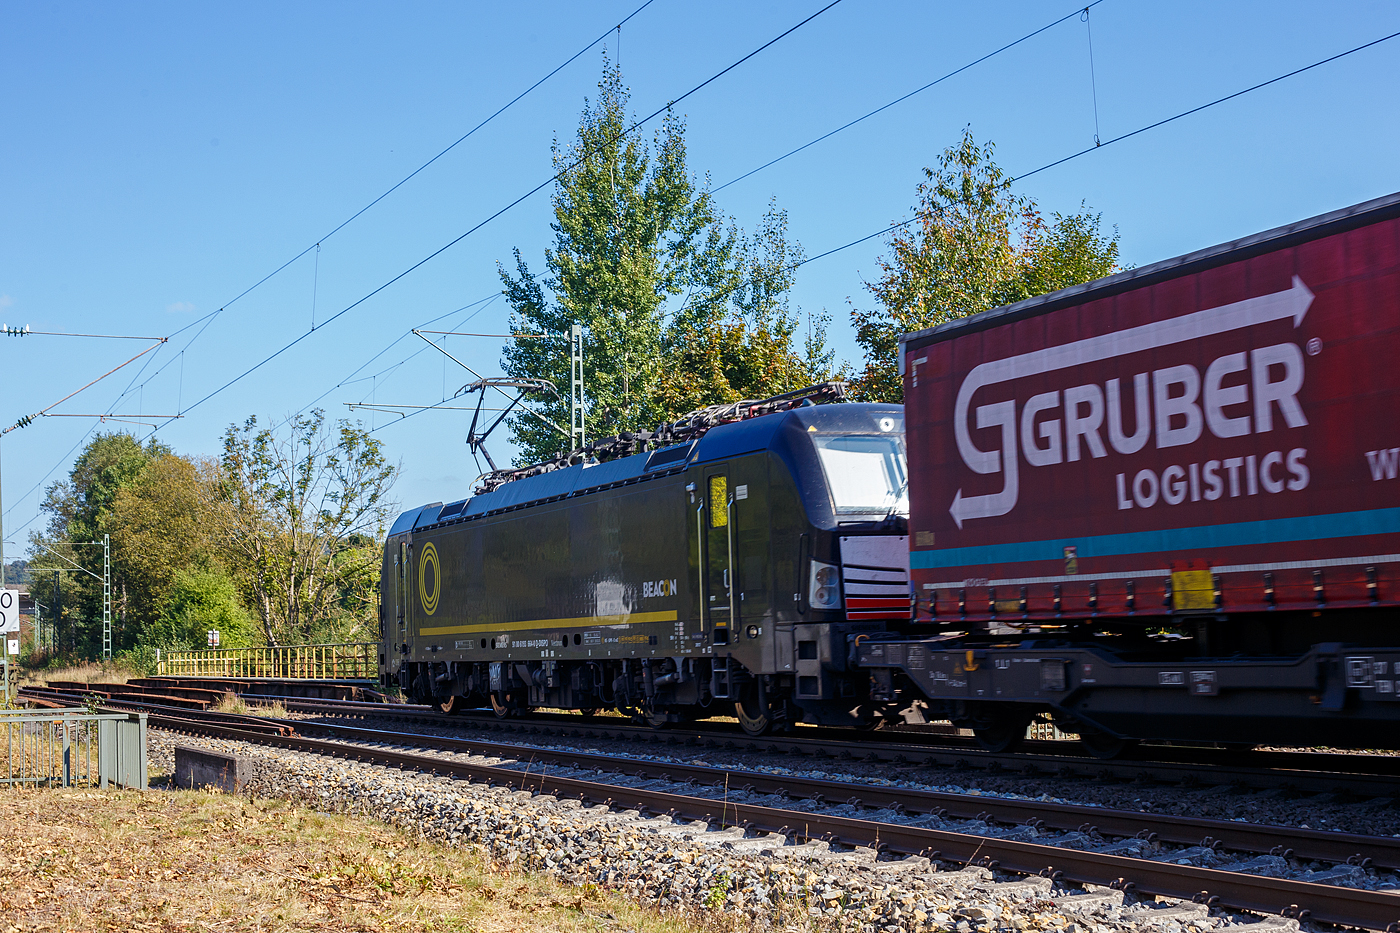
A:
[110, 1, 659, 435]
[163, 0, 846, 427]
[715, 1, 1104, 193]
[1016, 27, 1400, 183]
[799, 27, 1400, 270]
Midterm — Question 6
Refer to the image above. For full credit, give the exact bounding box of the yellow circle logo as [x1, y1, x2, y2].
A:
[418, 541, 440, 615]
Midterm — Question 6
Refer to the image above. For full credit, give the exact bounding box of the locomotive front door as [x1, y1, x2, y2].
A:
[703, 470, 735, 644]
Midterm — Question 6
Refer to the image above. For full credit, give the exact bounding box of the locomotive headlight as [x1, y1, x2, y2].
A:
[809, 560, 842, 610]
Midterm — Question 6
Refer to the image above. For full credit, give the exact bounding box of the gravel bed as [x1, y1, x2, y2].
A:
[151, 728, 1315, 933]
[291, 712, 1400, 836]
[229, 725, 1399, 894]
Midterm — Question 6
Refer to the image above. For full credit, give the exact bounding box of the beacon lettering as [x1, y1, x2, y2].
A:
[950, 277, 1313, 528]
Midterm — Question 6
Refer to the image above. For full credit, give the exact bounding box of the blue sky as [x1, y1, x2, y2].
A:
[2, 0, 1397, 546]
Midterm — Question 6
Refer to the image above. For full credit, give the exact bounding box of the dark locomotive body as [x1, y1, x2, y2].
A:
[380, 402, 910, 731]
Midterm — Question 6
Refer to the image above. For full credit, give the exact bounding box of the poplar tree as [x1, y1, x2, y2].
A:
[499, 61, 833, 464]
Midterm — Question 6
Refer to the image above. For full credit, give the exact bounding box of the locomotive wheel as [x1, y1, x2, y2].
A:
[643, 707, 672, 730]
[734, 692, 771, 737]
[438, 695, 468, 715]
[489, 693, 512, 719]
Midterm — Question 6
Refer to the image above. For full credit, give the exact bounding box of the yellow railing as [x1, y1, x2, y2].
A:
[156, 643, 378, 680]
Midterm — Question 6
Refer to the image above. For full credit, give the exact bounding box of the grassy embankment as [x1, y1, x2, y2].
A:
[0, 787, 711, 933]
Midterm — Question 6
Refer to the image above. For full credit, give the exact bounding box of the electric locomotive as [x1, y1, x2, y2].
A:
[379, 383, 911, 733]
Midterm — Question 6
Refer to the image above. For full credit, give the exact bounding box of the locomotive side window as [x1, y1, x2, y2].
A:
[812, 434, 908, 515]
[709, 476, 728, 527]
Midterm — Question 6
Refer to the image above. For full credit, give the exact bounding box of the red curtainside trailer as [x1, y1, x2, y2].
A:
[853, 192, 1400, 753]
[902, 194, 1399, 623]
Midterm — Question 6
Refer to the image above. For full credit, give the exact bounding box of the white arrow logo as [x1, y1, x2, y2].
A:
[949, 276, 1314, 529]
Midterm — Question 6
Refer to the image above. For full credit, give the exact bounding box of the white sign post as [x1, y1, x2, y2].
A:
[0, 588, 19, 704]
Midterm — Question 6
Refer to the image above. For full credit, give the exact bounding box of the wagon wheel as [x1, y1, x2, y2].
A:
[734, 688, 771, 737]
[643, 704, 672, 730]
[438, 695, 468, 715]
[970, 709, 1031, 753]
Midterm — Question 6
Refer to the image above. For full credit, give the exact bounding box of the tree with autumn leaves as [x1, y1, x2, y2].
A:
[850, 129, 1122, 402]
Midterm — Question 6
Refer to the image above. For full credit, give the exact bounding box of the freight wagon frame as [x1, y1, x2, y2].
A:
[857, 191, 1400, 756]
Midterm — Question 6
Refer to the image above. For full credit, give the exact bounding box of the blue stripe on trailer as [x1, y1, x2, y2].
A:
[910, 507, 1400, 570]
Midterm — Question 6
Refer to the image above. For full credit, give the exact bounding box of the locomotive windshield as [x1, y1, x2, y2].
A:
[812, 433, 907, 516]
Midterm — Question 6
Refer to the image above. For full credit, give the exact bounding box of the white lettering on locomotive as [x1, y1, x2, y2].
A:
[641, 579, 678, 599]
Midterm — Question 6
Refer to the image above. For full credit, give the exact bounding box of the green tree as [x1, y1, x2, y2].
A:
[657, 206, 841, 415]
[499, 61, 834, 464]
[138, 566, 256, 651]
[108, 452, 224, 638]
[851, 129, 1122, 402]
[209, 410, 397, 645]
[30, 432, 169, 655]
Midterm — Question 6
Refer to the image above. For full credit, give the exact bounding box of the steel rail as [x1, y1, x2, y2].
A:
[277, 716, 1400, 872]
[29, 686, 1400, 879]
[143, 711, 1400, 931]
[238, 694, 1400, 796]
[128, 678, 1400, 777]
[34, 682, 1400, 792]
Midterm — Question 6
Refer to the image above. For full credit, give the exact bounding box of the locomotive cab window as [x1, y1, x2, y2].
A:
[812, 434, 908, 515]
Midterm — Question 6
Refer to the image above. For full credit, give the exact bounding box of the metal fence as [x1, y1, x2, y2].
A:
[0, 708, 147, 789]
[156, 643, 377, 680]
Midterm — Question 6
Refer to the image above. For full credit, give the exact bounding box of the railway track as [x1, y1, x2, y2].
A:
[167, 689, 1400, 798]
[23, 684, 1400, 930]
[27, 680, 1400, 795]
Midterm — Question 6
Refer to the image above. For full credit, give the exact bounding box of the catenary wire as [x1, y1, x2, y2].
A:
[713, 1, 1105, 193]
[15, 0, 622, 501]
[4, 2, 810, 541]
[799, 26, 1400, 270]
[157, 0, 846, 430]
[90, 0, 661, 436]
[1016, 27, 1400, 183]
[366, 27, 1400, 442]
[167, 0, 661, 338]
[285, 294, 502, 425]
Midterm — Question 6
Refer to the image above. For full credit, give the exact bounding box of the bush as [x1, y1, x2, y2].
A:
[139, 567, 258, 651]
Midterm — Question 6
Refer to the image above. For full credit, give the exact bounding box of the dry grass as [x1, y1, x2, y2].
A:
[0, 787, 710, 933]
[210, 692, 291, 719]
[19, 660, 136, 690]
